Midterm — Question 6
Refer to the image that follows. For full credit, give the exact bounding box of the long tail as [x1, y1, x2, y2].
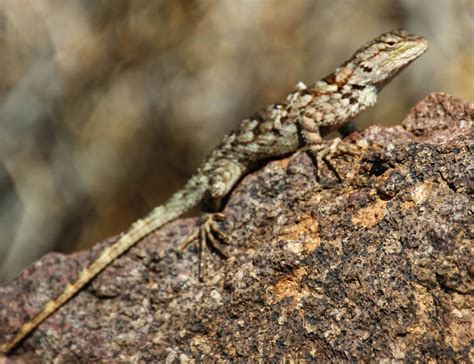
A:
[0, 174, 207, 354]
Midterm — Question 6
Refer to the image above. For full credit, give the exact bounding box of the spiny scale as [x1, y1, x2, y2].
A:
[1, 30, 428, 354]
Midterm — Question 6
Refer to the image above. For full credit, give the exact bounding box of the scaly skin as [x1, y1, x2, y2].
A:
[0, 29, 428, 354]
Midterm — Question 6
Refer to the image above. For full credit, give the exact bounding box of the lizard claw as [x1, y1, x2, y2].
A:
[309, 138, 359, 182]
[178, 213, 229, 279]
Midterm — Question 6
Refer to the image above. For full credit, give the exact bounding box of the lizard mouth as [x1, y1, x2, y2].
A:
[377, 36, 429, 91]
[389, 37, 429, 64]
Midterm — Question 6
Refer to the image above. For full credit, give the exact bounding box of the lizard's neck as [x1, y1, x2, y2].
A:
[301, 81, 378, 130]
[350, 84, 378, 110]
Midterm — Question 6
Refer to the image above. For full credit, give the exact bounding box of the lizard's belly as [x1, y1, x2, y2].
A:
[238, 123, 300, 161]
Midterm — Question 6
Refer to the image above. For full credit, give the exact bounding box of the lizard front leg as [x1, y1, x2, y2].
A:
[299, 116, 357, 181]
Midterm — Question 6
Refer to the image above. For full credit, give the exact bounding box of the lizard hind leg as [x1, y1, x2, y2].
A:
[178, 213, 229, 279]
[178, 158, 243, 279]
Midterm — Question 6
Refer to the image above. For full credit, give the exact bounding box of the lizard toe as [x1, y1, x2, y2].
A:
[177, 213, 230, 280]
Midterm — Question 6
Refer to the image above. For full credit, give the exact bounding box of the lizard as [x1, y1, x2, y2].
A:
[0, 29, 428, 354]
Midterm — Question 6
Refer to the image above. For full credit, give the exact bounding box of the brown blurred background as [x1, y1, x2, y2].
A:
[0, 0, 472, 282]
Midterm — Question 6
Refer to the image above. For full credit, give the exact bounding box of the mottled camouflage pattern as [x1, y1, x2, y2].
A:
[1, 30, 428, 354]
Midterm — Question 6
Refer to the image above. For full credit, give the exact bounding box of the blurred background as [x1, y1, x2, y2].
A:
[0, 0, 472, 282]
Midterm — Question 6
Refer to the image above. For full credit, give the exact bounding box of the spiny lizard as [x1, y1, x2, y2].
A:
[0, 29, 428, 354]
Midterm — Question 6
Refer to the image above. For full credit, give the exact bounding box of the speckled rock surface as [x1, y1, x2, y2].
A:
[1, 92, 472, 362]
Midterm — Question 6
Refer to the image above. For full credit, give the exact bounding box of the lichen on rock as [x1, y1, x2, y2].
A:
[1, 93, 472, 362]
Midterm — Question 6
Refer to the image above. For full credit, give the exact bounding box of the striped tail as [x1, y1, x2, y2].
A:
[0, 174, 207, 354]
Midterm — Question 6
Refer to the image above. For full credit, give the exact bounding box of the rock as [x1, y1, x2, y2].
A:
[1, 92, 472, 362]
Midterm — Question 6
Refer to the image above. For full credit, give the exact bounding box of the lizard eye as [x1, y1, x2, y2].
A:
[385, 40, 397, 47]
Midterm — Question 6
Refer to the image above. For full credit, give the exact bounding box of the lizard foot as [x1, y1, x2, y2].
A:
[309, 138, 359, 181]
[178, 213, 229, 279]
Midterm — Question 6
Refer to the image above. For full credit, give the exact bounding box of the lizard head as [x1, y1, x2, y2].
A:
[336, 29, 429, 91]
